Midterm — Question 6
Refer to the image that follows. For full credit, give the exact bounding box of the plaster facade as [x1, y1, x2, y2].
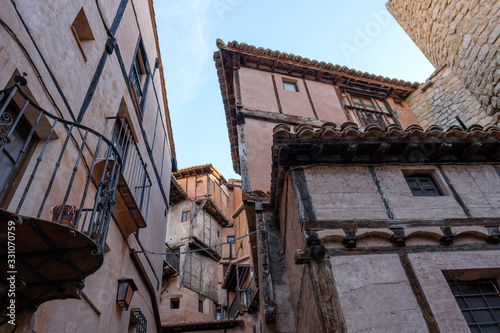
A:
[161, 167, 260, 332]
[0, 0, 174, 332]
[215, 35, 500, 333]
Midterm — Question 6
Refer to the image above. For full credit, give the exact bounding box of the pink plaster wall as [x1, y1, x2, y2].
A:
[275, 74, 315, 119]
[330, 254, 427, 332]
[243, 118, 275, 193]
[442, 165, 500, 218]
[387, 98, 419, 129]
[304, 166, 389, 220]
[239, 68, 280, 113]
[409, 251, 500, 332]
[377, 165, 466, 219]
[307, 80, 348, 124]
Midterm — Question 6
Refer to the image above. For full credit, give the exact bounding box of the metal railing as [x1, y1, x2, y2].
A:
[131, 308, 147, 333]
[348, 107, 395, 129]
[103, 116, 151, 221]
[0, 78, 122, 253]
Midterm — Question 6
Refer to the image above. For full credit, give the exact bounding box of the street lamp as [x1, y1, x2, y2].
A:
[116, 278, 138, 311]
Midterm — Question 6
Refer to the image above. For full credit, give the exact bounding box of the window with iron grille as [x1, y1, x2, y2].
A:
[198, 300, 203, 313]
[404, 174, 443, 196]
[448, 280, 500, 332]
[130, 308, 147, 333]
[181, 210, 190, 222]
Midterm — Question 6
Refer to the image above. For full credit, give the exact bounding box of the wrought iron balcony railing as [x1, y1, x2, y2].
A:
[0, 77, 122, 315]
[102, 116, 151, 227]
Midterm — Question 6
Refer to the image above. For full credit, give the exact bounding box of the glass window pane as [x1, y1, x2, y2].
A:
[456, 297, 468, 309]
[486, 296, 500, 307]
[461, 284, 480, 295]
[479, 324, 500, 333]
[479, 283, 498, 294]
[467, 296, 488, 308]
[463, 310, 475, 323]
[472, 309, 495, 323]
[493, 309, 500, 321]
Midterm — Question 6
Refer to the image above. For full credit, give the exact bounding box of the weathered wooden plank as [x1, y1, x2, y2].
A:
[369, 166, 394, 220]
[304, 217, 500, 230]
[398, 253, 440, 333]
[326, 243, 500, 256]
[255, 206, 276, 323]
[292, 168, 317, 223]
[309, 259, 347, 333]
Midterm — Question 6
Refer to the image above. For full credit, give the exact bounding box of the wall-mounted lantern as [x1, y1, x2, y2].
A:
[116, 278, 138, 311]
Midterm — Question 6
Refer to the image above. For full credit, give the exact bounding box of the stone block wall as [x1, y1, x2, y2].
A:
[387, 0, 500, 121]
[405, 66, 498, 129]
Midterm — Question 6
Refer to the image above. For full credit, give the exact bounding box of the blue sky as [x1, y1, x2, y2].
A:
[153, 0, 435, 179]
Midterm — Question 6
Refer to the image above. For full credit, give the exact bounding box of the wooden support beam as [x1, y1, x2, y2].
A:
[309, 260, 347, 333]
[460, 141, 482, 160]
[430, 142, 452, 160]
[371, 142, 390, 162]
[255, 206, 276, 324]
[308, 143, 323, 161]
[303, 217, 500, 230]
[341, 143, 358, 162]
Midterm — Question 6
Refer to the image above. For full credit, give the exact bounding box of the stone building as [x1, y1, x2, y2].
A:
[0, 1, 174, 332]
[387, 0, 500, 129]
[214, 39, 500, 332]
[161, 164, 258, 332]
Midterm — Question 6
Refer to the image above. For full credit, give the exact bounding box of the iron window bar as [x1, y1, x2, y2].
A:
[448, 280, 500, 332]
[131, 308, 147, 333]
[104, 117, 152, 221]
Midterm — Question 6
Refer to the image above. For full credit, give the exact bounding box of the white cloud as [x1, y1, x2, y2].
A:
[154, 0, 213, 101]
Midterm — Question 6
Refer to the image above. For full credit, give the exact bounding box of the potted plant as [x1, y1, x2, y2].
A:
[51, 204, 78, 228]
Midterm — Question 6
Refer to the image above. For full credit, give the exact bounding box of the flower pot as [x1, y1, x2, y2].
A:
[51, 204, 78, 228]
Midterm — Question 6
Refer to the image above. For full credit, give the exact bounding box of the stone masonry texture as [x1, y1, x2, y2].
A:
[387, 0, 500, 127]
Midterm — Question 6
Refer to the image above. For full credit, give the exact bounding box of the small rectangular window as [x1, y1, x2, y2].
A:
[283, 80, 298, 92]
[198, 300, 203, 313]
[227, 236, 235, 244]
[404, 174, 443, 196]
[448, 280, 500, 331]
[181, 210, 190, 222]
[170, 298, 180, 309]
[394, 101, 404, 108]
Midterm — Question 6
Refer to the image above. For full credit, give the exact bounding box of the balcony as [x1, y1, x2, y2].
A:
[163, 244, 180, 277]
[96, 116, 152, 236]
[0, 78, 122, 314]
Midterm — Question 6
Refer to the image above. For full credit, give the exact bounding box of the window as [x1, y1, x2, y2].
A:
[227, 236, 235, 244]
[198, 300, 203, 313]
[217, 230, 220, 237]
[129, 39, 150, 115]
[448, 280, 500, 331]
[71, 7, 95, 62]
[394, 101, 404, 108]
[181, 210, 190, 222]
[343, 93, 396, 129]
[404, 174, 443, 196]
[170, 298, 180, 309]
[283, 80, 298, 92]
